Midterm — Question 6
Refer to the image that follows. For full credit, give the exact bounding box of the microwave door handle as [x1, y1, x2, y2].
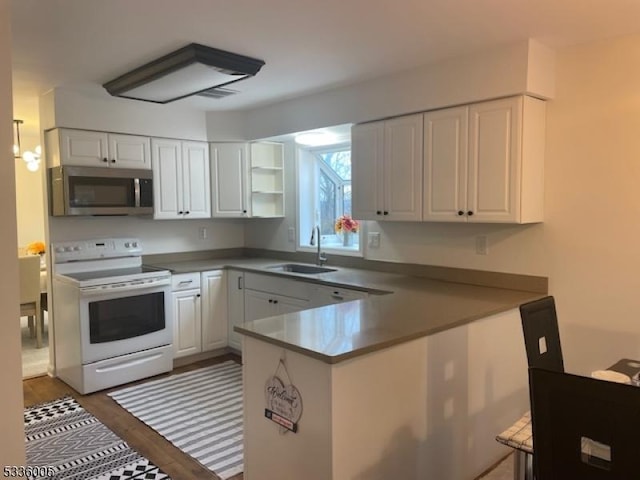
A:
[134, 178, 141, 207]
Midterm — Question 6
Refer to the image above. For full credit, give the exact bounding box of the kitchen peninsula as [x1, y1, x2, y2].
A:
[148, 253, 545, 480]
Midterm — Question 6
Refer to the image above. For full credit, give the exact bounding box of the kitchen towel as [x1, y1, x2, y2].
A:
[24, 396, 169, 480]
[108, 361, 243, 480]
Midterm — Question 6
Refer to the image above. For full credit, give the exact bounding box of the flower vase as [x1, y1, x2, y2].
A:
[342, 232, 353, 247]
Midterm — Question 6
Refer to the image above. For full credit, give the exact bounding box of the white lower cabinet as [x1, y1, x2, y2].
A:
[227, 270, 246, 351]
[243, 273, 311, 323]
[171, 271, 228, 359]
[244, 289, 308, 322]
[201, 270, 228, 351]
[310, 284, 369, 307]
[172, 287, 202, 358]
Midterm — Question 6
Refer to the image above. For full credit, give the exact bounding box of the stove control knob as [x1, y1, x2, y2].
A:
[124, 242, 131, 248]
[132, 242, 138, 248]
[55, 247, 64, 253]
[65, 247, 72, 252]
[73, 246, 80, 251]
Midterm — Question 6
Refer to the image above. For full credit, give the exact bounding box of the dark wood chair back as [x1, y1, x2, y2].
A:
[529, 367, 640, 479]
[520, 296, 564, 372]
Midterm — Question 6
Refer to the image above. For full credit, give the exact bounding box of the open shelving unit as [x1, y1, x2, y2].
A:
[250, 142, 284, 217]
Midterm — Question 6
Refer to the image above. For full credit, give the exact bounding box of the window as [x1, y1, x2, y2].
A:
[298, 144, 360, 253]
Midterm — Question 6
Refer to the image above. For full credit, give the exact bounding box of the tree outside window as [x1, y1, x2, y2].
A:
[298, 144, 359, 252]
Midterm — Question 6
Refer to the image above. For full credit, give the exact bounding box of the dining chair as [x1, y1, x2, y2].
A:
[496, 295, 564, 480]
[19, 255, 44, 348]
[529, 367, 640, 479]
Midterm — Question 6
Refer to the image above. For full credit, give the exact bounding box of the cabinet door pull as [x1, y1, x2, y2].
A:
[273, 299, 278, 304]
[196, 293, 201, 298]
[237, 276, 243, 290]
[268, 299, 273, 303]
[185, 211, 190, 215]
[178, 280, 193, 286]
[467, 211, 474, 216]
[102, 157, 108, 163]
[178, 211, 184, 214]
[383, 211, 389, 215]
[110, 159, 116, 163]
[457, 211, 464, 216]
[376, 210, 382, 215]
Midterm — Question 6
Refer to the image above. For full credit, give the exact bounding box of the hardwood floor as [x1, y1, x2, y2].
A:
[23, 354, 243, 480]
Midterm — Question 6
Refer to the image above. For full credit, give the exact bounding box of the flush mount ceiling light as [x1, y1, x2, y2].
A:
[102, 43, 265, 104]
[294, 131, 338, 147]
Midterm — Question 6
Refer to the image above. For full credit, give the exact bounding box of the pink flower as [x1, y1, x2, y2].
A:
[335, 215, 359, 233]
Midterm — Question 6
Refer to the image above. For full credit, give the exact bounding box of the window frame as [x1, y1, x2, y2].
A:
[296, 142, 362, 256]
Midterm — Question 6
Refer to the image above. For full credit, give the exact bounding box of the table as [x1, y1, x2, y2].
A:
[607, 358, 640, 383]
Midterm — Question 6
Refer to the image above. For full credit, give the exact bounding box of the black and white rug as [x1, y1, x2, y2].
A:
[108, 361, 243, 480]
[25, 396, 170, 480]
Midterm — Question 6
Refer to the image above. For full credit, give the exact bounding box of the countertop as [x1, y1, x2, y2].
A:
[148, 256, 545, 364]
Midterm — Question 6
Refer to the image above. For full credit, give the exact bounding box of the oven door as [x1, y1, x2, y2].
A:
[79, 283, 172, 364]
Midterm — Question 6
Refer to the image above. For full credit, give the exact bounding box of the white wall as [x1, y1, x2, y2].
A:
[541, 33, 640, 373]
[242, 39, 555, 140]
[0, 0, 27, 466]
[14, 132, 46, 247]
[42, 88, 209, 140]
[49, 216, 244, 254]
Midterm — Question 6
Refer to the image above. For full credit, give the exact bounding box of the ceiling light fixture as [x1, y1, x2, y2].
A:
[294, 132, 338, 147]
[102, 43, 265, 104]
[13, 119, 22, 158]
[13, 119, 41, 172]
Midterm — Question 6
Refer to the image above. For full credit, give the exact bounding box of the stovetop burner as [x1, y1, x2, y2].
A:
[62, 265, 167, 282]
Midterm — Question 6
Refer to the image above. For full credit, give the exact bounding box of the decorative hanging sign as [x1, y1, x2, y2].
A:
[264, 358, 303, 433]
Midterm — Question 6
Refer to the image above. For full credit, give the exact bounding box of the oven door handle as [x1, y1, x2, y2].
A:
[80, 278, 169, 296]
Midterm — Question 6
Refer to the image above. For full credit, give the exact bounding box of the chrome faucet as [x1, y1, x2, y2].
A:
[310, 226, 327, 266]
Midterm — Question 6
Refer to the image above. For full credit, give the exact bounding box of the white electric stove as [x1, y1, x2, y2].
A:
[52, 238, 173, 394]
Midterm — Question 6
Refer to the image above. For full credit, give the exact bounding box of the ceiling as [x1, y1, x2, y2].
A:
[10, 0, 640, 124]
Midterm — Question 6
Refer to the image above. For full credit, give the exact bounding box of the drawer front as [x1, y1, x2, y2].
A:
[311, 285, 369, 306]
[171, 272, 201, 291]
[244, 272, 312, 300]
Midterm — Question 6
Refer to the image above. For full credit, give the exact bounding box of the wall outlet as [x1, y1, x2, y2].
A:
[199, 227, 207, 240]
[475, 235, 488, 255]
[368, 232, 381, 248]
[288, 227, 295, 242]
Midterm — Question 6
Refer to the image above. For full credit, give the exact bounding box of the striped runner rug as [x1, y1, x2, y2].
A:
[108, 361, 243, 480]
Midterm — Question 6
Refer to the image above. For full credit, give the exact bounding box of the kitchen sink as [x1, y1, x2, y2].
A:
[266, 263, 337, 274]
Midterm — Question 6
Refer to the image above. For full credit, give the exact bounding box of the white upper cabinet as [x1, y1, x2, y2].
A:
[352, 121, 384, 221]
[108, 133, 151, 169]
[423, 96, 545, 224]
[182, 141, 211, 219]
[210, 143, 249, 217]
[45, 128, 150, 169]
[352, 114, 423, 221]
[423, 106, 469, 221]
[383, 115, 424, 221]
[152, 138, 211, 219]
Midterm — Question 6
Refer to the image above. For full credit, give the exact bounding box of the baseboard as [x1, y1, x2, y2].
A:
[172, 347, 234, 369]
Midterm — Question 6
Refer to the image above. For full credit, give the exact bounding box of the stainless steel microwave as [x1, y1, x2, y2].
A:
[49, 165, 153, 216]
